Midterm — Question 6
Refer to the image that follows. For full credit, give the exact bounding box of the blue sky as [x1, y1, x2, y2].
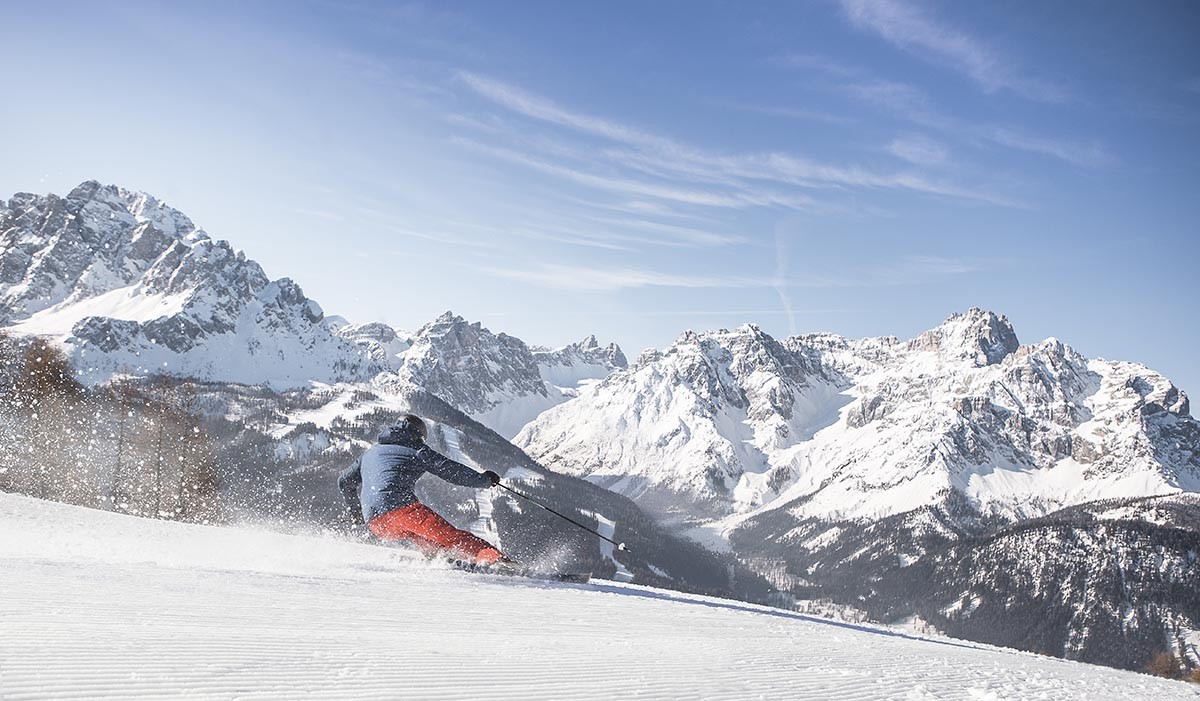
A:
[2, 0, 1197, 391]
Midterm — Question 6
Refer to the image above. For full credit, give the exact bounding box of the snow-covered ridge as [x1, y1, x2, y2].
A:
[517, 308, 1200, 528]
[0, 183, 626, 414]
[0, 181, 379, 388]
[333, 320, 413, 369]
[3, 492, 1190, 700]
[394, 312, 625, 438]
[517, 322, 848, 521]
[534, 333, 628, 392]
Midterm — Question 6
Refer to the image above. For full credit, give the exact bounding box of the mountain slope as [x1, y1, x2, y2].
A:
[733, 494, 1200, 670]
[3, 492, 1192, 700]
[516, 324, 847, 522]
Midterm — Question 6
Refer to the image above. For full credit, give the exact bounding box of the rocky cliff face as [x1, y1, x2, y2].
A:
[0, 182, 379, 388]
[332, 321, 413, 370]
[0, 181, 203, 321]
[533, 334, 628, 394]
[518, 308, 1199, 526]
[515, 323, 847, 521]
[0, 182, 625, 415]
[394, 313, 625, 438]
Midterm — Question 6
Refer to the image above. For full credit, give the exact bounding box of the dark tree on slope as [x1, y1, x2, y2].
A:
[730, 494, 1200, 672]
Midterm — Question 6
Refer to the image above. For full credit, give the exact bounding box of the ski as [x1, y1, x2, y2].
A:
[445, 558, 591, 584]
[536, 571, 592, 584]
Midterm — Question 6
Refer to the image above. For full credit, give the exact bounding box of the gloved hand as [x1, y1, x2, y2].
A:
[482, 470, 501, 487]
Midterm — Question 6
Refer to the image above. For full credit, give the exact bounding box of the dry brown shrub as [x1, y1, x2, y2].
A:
[1144, 651, 1182, 678]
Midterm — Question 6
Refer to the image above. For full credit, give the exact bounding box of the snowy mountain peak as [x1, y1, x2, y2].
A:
[1, 182, 202, 320]
[332, 321, 413, 371]
[519, 309, 1200, 527]
[324, 314, 350, 329]
[424, 310, 478, 332]
[337, 321, 402, 344]
[547, 334, 629, 370]
[516, 323, 848, 519]
[407, 313, 525, 356]
[396, 314, 557, 437]
[634, 347, 662, 367]
[3, 182, 629, 430]
[394, 312, 628, 438]
[662, 322, 827, 392]
[0, 182, 380, 387]
[907, 307, 1019, 366]
[65, 180, 203, 241]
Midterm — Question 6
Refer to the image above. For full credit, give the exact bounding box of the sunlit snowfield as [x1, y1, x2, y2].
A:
[0, 493, 1192, 701]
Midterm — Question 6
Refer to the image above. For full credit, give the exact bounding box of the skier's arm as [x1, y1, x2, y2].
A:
[337, 459, 365, 524]
[419, 447, 495, 489]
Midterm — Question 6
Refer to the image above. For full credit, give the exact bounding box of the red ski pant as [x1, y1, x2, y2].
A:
[369, 502, 504, 565]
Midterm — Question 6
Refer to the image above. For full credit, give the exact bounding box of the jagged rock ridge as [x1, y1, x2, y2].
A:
[0, 181, 379, 387]
[0, 183, 626, 417]
[393, 313, 626, 438]
[518, 308, 1199, 526]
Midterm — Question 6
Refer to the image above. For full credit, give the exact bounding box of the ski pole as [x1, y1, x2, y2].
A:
[497, 483, 630, 554]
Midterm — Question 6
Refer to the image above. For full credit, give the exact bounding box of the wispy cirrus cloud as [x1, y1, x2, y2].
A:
[280, 206, 346, 222]
[716, 100, 860, 126]
[844, 79, 932, 117]
[902, 255, 980, 276]
[839, 0, 1069, 103]
[585, 217, 746, 247]
[773, 53, 862, 79]
[480, 263, 769, 292]
[779, 55, 1108, 168]
[984, 128, 1111, 168]
[456, 71, 1017, 207]
[458, 71, 670, 150]
[454, 137, 797, 210]
[843, 77, 1110, 169]
[481, 254, 990, 292]
[887, 135, 948, 166]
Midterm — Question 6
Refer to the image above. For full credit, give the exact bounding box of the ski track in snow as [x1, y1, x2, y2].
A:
[0, 494, 1194, 701]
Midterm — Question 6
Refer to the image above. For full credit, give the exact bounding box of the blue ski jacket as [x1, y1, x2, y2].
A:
[338, 432, 493, 523]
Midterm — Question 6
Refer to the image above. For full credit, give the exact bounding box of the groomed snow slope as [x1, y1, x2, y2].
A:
[0, 494, 1193, 701]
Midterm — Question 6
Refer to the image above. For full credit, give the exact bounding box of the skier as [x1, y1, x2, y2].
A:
[338, 414, 509, 566]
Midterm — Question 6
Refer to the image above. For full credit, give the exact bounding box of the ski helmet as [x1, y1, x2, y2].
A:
[400, 414, 428, 440]
[379, 414, 428, 444]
